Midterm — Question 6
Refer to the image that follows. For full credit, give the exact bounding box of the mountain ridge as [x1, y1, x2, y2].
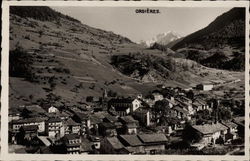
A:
[9, 6, 244, 109]
[172, 8, 245, 50]
[140, 31, 181, 47]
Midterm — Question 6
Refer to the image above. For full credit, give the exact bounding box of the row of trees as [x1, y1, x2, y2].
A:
[9, 47, 33, 78]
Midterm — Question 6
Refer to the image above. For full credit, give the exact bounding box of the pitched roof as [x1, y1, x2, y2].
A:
[21, 125, 38, 131]
[106, 137, 124, 150]
[193, 98, 207, 106]
[120, 116, 138, 124]
[179, 96, 192, 102]
[37, 136, 51, 146]
[138, 134, 168, 143]
[65, 118, 80, 126]
[173, 106, 189, 115]
[192, 123, 228, 135]
[80, 138, 93, 152]
[12, 117, 47, 124]
[100, 122, 116, 129]
[119, 135, 142, 146]
[64, 134, 80, 141]
[90, 115, 102, 124]
[109, 98, 134, 104]
[74, 112, 89, 121]
[104, 114, 118, 123]
[48, 117, 61, 123]
[126, 123, 138, 128]
[93, 111, 109, 120]
[221, 121, 237, 128]
[233, 116, 244, 126]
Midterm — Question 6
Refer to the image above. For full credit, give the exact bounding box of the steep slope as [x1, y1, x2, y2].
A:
[9, 6, 244, 109]
[172, 8, 245, 50]
[9, 6, 150, 108]
[165, 37, 184, 48]
[10, 6, 81, 23]
[169, 8, 245, 71]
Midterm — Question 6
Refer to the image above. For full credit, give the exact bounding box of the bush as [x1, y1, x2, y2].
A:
[86, 96, 93, 102]
[24, 35, 30, 40]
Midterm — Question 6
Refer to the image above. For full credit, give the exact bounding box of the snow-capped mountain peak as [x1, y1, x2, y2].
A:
[140, 31, 182, 47]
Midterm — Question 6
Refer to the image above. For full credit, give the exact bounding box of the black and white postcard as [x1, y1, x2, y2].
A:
[1, 1, 249, 161]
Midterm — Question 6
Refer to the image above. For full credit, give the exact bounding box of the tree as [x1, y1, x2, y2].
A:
[186, 90, 194, 100]
[86, 96, 93, 102]
[145, 93, 154, 100]
[48, 76, 56, 90]
[108, 90, 117, 97]
[29, 94, 34, 101]
[9, 47, 33, 78]
[38, 30, 44, 37]
[218, 107, 232, 120]
[194, 109, 212, 125]
[153, 100, 170, 125]
[160, 116, 179, 126]
[45, 93, 61, 105]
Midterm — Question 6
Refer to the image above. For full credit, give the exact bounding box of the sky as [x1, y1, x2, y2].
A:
[52, 7, 232, 43]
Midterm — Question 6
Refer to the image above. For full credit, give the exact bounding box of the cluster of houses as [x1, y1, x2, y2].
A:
[9, 86, 244, 154]
[100, 133, 168, 154]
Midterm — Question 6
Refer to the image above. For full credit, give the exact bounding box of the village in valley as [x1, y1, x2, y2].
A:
[8, 6, 246, 155]
[9, 79, 245, 155]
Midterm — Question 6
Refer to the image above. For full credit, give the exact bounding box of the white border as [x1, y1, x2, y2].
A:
[1, 1, 249, 161]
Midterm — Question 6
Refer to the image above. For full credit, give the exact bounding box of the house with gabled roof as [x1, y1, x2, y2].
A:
[89, 114, 103, 135]
[99, 122, 117, 137]
[46, 117, 64, 139]
[191, 123, 228, 145]
[118, 135, 145, 154]
[62, 134, 81, 154]
[18, 125, 38, 144]
[118, 135, 143, 147]
[196, 82, 213, 91]
[43, 105, 59, 113]
[108, 98, 142, 117]
[11, 117, 47, 133]
[72, 112, 91, 135]
[137, 133, 168, 154]
[233, 116, 244, 138]
[119, 116, 139, 134]
[192, 98, 210, 112]
[171, 105, 190, 120]
[100, 137, 124, 154]
[64, 118, 81, 135]
[100, 133, 168, 154]
[175, 98, 194, 115]
[221, 121, 238, 141]
[9, 108, 22, 122]
[164, 97, 177, 108]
